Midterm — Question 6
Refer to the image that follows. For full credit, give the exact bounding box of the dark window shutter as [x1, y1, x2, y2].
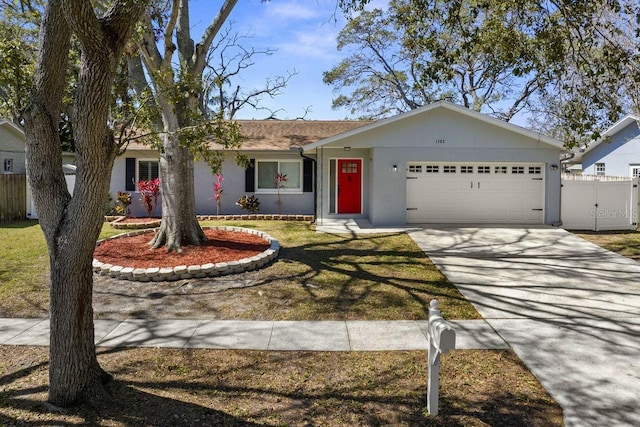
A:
[125, 158, 136, 191]
[303, 159, 313, 192]
[245, 158, 255, 192]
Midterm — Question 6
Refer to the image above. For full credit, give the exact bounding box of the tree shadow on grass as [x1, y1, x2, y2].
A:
[0, 346, 562, 426]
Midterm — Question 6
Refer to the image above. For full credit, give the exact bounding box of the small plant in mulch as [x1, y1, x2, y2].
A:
[236, 194, 260, 213]
[212, 173, 223, 215]
[276, 172, 287, 214]
[115, 191, 132, 216]
[136, 178, 160, 217]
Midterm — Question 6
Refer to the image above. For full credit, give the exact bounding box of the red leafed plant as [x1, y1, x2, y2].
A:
[212, 173, 223, 215]
[137, 178, 160, 217]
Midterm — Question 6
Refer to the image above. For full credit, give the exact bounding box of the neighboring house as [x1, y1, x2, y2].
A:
[0, 119, 26, 174]
[113, 101, 564, 226]
[579, 115, 640, 177]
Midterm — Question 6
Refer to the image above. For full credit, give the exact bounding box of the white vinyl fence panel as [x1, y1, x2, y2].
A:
[561, 175, 638, 231]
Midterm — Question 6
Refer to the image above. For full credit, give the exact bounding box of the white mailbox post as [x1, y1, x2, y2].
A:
[427, 299, 456, 416]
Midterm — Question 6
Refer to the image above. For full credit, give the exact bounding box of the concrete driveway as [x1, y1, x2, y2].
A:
[409, 226, 640, 427]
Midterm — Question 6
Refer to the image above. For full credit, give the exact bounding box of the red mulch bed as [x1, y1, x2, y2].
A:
[94, 229, 270, 269]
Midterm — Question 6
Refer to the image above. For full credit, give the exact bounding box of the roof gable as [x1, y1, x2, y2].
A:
[0, 119, 25, 139]
[303, 101, 564, 151]
[581, 114, 640, 155]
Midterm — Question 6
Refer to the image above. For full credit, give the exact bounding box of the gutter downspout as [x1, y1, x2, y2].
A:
[290, 146, 317, 224]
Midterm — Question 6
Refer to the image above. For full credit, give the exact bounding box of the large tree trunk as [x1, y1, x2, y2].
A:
[149, 133, 206, 251]
[138, 0, 240, 252]
[25, 0, 147, 406]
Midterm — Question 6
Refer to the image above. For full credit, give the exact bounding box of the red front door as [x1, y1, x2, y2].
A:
[337, 159, 362, 213]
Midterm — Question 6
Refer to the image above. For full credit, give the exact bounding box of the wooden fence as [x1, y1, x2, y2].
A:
[0, 173, 26, 223]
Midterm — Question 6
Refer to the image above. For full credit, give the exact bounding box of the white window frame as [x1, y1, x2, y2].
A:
[595, 163, 605, 176]
[255, 159, 303, 194]
[630, 165, 640, 178]
[137, 159, 160, 183]
[3, 158, 13, 173]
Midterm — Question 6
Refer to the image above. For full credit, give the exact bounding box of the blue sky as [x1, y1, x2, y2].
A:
[189, 0, 360, 120]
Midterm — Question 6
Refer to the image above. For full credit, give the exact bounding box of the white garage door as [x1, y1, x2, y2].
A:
[407, 162, 544, 224]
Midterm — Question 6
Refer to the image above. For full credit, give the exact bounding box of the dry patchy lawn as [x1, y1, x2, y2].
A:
[0, 346, 562, 426]
[576, 229, 640, 261]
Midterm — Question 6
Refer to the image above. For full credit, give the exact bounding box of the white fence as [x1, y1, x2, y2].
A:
[561, 175, 639, 231]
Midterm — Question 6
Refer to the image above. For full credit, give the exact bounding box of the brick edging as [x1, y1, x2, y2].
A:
[105, 214, 314, 230]
[93, 226, 280, 282]
[196, 214, 313, 221]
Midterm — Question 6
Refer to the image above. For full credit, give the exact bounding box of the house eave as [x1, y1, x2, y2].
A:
[581, 114, 640, 155]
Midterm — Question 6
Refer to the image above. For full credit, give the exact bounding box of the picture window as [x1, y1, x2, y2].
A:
[257, 160, 302, 192]
[138, 160, 159, 181]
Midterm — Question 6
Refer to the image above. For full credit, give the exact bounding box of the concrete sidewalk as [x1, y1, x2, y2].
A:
[0, 318, 507, 351]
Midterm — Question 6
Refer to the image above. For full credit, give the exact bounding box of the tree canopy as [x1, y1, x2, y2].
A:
[334, 0, 640, 147]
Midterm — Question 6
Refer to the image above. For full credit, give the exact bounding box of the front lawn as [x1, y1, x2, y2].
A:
[0, 347, 563, 426]
[0, 220, 563, 426]
[575, 230, 640, 261]
[0, 220, 478, 320]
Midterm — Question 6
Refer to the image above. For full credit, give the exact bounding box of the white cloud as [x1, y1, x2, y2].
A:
[277, 28, 341, 60]
[264, 1, 320, 21]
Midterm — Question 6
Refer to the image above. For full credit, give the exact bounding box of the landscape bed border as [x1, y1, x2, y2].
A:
[106, 214, 314, 230]
[93, 226, 280, 282]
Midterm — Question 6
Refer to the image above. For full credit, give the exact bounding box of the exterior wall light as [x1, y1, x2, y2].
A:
[393, 164, 398, 171]
[344, 146, 351, 151]
[550, 164, 559, 170]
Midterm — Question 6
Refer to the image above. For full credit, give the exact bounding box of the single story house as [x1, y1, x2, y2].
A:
[113, 101, 564, 225]
[113, 120, 371, 217]
[0, 119, 26, 174]
[577, 115, 640, 177]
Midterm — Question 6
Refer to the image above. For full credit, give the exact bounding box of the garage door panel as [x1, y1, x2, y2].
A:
[407, 162, 544, 224]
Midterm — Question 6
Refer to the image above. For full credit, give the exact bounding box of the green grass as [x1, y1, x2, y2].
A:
[0, 219, 478, 320]
[0, 221, 121, 317]
[199, 220, 477, 320]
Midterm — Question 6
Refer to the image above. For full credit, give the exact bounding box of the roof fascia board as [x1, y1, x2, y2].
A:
[582, 114, 640, 154]
[0, 119, 26, 138]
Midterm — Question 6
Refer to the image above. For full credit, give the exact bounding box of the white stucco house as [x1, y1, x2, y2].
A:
[577, 115, 640, 177]
[112, 101, 564, 225]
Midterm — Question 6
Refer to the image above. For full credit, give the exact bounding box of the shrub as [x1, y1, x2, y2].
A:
[116, 191, 132, 216]
[236, 194, 260, 213]
[137, 178, 160, 217]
